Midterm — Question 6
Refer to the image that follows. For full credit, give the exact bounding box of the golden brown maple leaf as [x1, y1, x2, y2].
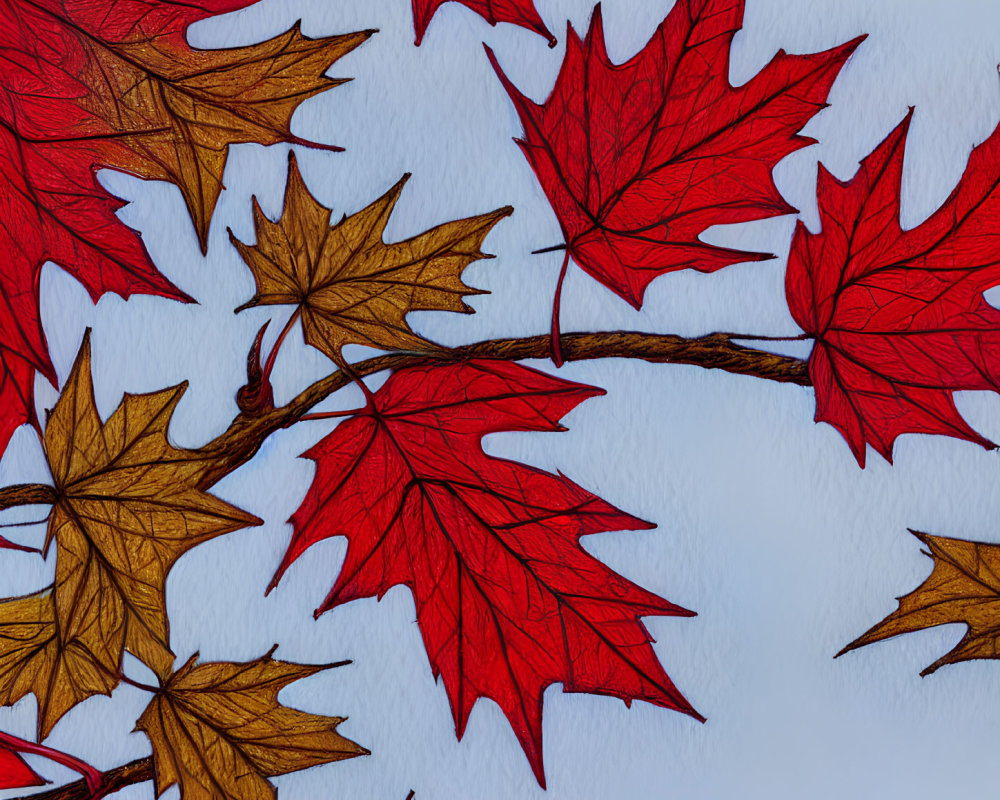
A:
[43, 331, 262, 689]
[136, 650, 367, 800]
[838, 530, 1000, 675]
[0, 589, 115, 739]
[230, 152, 512, 360]
[14, 1, 373, 253]
[64, 10, 373, 252]
[105, 25, 372, 251]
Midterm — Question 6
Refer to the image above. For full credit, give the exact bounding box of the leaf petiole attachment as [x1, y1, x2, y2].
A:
[263, 308, 302, 384]
[550, 249, 571, 367]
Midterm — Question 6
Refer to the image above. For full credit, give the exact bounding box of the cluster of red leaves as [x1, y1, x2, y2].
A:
[484, 0, 1000, 466]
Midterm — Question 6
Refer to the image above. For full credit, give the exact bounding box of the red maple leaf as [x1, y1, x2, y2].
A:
[487, 1, 863, 311]
[0, 0, 366, 456]
[412, 0, 555, 47]
[0, 745, 44, 790]
[786, 109, 1000, 466]
[269, 360, 699, 786]
[0, 353, 35, 457]
[0, 28, 186, 454]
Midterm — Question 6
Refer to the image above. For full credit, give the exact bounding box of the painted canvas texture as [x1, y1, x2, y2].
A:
[2, 0, 1000, 799]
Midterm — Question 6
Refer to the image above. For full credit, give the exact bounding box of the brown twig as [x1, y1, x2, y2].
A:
[12, 757, 152, 800]
[192, 329, 810, 488]
[0, 484, 56, 511]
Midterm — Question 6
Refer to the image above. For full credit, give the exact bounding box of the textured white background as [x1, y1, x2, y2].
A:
[3, 0, 1000, 797]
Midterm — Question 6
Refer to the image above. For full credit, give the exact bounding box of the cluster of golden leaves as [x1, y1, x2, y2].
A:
[0, 334, 364, 796]
[0, 332, 261, 737]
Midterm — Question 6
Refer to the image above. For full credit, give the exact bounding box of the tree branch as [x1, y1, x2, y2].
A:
[0, 484, 56, 511]
[193, 329, 810, 488]
[0, 332, 809, 503]
[13, 757, 152, 800]
[4, 330, 809, 800]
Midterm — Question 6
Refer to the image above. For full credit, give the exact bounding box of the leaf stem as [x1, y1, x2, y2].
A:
[298, 408, 368, 422]
[0, 517, 50, 528]
[531, 244, 568, 255]
[0, 730, 103, 796]
[84, 653, 162, 698]
[262, 308, 301, 382]
[116, 674, 160, 694]
[335, 356, 378, 411]
[550, 249, 571, 367]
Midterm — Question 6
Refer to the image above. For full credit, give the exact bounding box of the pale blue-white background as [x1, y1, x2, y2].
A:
[2, 0, 1000, 797]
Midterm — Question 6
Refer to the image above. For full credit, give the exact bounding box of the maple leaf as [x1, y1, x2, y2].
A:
[230, 152, 512, 361]
[837, 530, 1000, 676]
[412, 0, 555, 47]
[268, 359, 698, 787]
[136, 650, 367, 800]
[786, 110, 1000, 466]
[0, 352, 36, 460]
[0, 1, 371, 459]
[0, 589, 115, 740]
[487, 1, 863, 309]
[43, 331, 262, 692]
[0, 745, 44, 790]
[2, 0, 372, 252]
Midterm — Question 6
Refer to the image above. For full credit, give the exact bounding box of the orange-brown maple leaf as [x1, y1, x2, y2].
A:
[838, 531, 1000, 675]
[137, 651, 367, 800]
[0, 0, 369, 456]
